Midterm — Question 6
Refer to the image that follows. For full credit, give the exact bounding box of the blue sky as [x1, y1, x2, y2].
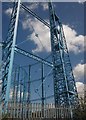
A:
[2, 2, 85, 102]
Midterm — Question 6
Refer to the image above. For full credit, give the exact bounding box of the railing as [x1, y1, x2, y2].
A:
[4, 103, 73, 119]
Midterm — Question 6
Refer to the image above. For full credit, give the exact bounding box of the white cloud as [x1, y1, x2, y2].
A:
[22, 18, 51, 53]
[5, 7, 12, 16]
[4, 3, 48, 12]
[73, 63, 85, 82]
[24, 3, 39, 11]
[63, 25, 84, 54]
[22, 17, 84, 54]
[78, 0, 84, 3]
[41, 3, 48, 10]
[5, 3, 84, 54]
[76, 82, 84, 98]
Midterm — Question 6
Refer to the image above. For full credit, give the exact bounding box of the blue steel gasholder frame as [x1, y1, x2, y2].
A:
[2, 0, 21, 113]
[2, 0, 79, 116]
[48, 2, 78, 107]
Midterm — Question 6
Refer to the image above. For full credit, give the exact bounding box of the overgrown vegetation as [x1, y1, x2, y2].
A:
[73, 97, 86, 120]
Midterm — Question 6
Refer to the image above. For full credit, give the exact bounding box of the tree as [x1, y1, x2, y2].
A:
[73, 97, 86, 120]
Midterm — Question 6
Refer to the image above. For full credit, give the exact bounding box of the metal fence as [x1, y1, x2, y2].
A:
[3, 103, 73, 119]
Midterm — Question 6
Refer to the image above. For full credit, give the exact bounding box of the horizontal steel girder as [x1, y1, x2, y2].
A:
[15, 47, 53, 67]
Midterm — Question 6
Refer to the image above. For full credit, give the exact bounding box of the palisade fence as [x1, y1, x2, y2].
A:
[2, 102, 74, 119]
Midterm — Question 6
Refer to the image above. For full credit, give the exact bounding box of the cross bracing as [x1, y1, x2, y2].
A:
[48, 2, 78, 108]
[1, 1, 79, 118]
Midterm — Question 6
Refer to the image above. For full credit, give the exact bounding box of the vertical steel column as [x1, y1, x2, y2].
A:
[12, 68, 17, 103]
[28, 65, 31, 103]
[48, 2, 78, 113]
[41, 63, 44, 117]
[23, 70, 25, 102]
[5, 0, 21, 109]
[22, 68, 26, 118]
[48, 1, 69, 106]
[20, 74, 22, 103]
[16, 66, 20, 103]
[12, 68, 17, 118]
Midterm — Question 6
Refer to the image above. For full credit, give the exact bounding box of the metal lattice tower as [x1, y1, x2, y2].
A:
[2, 0, 21, 112]
[48, 2, 78, 107]
[2, 1, 79, 115]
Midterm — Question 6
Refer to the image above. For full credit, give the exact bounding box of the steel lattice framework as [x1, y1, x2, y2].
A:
[2, 0, 79, 116]
[2, 1, 21, 113]
[48, 2, 78, 107]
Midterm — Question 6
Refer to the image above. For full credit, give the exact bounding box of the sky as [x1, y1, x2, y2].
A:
[1, 1, 85, 103]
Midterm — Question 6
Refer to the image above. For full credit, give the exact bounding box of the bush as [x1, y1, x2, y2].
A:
[73, 97, 86, 120]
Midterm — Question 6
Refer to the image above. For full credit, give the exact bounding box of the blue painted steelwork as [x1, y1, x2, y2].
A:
[27, 65, 31, 103]
[2, 1, 79, 118]
[48, 2, 78, 108]
[21, 3, 50, 28]
[5, 0, 21, 109]
[2, 0, 21, 113]
[16, 67, 20, 103]
[15, 47, 53, 67]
